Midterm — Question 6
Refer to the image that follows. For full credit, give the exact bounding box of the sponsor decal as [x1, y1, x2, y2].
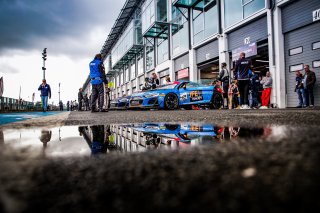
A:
[180, 92, 188, 101]
[189, 125, 203, 132]
[159, 93, 165, 97]
[130, 100, 140, 106]
[190, 90, 203, 102]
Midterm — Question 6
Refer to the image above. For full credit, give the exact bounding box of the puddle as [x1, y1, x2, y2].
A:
[0, 122, 291, 157]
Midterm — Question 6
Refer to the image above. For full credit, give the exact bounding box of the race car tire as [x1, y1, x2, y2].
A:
[164, 93, 179, 110]
[210, 92, 223, 109]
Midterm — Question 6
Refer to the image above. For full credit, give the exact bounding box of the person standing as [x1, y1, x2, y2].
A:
[260, 71, 273, 109]
[67, 101, 70, 111]
[38, 79, 51, 112]
[250, 69, 260, 109]
[163, 76, 171, 84]
[59, 100, 63, 111]
[218, 62, 230, 108]
[151, 73, 160, 89]
[295, 71, 305, 108]
[78, 88, 83, 111]
[234, 52, 252, 109]
[83, 94, 89, 111]
[303, 65, 316, 108]
[89, 53, 108, 112]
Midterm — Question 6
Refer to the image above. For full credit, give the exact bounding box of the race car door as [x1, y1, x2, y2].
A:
[178, 82, 205, 105]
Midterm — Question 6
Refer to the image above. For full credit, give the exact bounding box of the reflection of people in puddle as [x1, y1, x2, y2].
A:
[105, 125, 116, 149]
[40, 130, 52, 148]
[0, 130, 4, 146]
[90, 125, 107, 155]
[229, 127, 240, 138]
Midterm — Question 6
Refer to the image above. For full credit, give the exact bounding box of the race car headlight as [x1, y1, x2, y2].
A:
[144, 93, 159, 98]
[119, 98, 128, 102]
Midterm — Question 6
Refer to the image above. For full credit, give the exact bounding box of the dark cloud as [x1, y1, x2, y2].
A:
[0, 0, 124, 57]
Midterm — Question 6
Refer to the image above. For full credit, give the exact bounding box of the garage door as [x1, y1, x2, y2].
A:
[284, 21, 320, 107]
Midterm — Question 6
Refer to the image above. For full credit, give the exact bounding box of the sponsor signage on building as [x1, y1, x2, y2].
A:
[232, 42, 257, 61]
[177, 68, 189, 80]
[313, 9, 320, 22]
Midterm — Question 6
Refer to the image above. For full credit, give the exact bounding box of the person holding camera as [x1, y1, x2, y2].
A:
[218, 62, 230, 108]
[38, 79, 51, 112]
[89, 53, 108, 112]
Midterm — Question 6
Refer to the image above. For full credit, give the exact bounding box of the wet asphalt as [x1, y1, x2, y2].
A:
[1, 108, 320, 213]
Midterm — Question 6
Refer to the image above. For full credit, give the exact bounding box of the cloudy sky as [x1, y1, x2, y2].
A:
[0, 0, 125, 104]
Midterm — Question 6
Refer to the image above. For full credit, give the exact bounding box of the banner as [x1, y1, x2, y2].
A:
[232, 42, 257, 61]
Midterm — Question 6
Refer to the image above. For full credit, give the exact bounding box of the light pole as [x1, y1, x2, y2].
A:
[42, 48, 47, 79]
[58, 83, 61, 103]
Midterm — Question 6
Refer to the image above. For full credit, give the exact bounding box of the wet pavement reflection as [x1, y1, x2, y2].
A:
[0, 122, 290, 157]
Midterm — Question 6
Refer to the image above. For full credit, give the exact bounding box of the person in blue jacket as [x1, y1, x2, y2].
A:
[234, 52, 252, 109]
[89, 53, 108, 112]
[38, 79, 51, 112]
[250, 69, 260, 109]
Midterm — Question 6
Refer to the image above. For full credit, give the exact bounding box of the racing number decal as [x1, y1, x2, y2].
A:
[190, 90, 203, 102]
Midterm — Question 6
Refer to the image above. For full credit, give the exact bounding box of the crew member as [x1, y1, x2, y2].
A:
[89, 54, 108, 112]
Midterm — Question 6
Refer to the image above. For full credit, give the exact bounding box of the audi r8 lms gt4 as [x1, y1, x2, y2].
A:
[132, 122, 224, 143]
[110, 96, 131, 110]
[128, 81, 223, 110]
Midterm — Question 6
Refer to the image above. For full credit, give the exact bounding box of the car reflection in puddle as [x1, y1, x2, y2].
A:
[0, 123, 288, 157]
[79, 123, 287, 155]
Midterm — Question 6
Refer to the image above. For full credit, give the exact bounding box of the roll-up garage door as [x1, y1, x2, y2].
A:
[228, 16, 268, 50]
[196, 40, 219, 64]
[284, 22, 320, 107]
[174, 53, 189, 71]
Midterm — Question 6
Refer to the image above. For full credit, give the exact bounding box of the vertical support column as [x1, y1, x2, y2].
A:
[267, 8, 277, 108]
[272, 6, 286, 108]
[188, 7, 197, 82]
[189, 49, 197, 82]
[218, 34, 229, 74]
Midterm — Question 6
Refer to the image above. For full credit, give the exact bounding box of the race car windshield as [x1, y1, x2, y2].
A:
[154, 84, 177, 90]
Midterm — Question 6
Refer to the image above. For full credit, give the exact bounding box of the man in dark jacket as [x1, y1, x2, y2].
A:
[78, 88, 83, 111]
[38, 79, 51, 112]
[89, 53, 108, 112]
[303, 65, 316, 107]
[234, 52, 252, 109]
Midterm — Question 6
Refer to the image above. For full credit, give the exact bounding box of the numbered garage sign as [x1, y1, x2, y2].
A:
[313, 9, 320, 22]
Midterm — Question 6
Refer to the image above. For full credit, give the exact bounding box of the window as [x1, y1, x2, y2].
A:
[312, 41, 320, 50]
[157, 38, 169, 64]
[192, 0, 218, 44]
[172, 7, 189, 55]
[313, 60, 320, 68]
[289, 46, 303, 56]
[125, 67, 129, 82]
[137, 55, 144, 75]
[224, 0, 265, 28]
[289, 64, 303, 73]
[131, 63, 136, 79]
[145, 38, 155, 70]
[243, 0, 265, 18]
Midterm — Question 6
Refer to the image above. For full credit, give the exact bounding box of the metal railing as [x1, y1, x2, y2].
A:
[0, 96, 42, 112]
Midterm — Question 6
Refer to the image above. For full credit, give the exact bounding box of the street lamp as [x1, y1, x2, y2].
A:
[59, 82, 61, 103]
[42, 48, 47, 79]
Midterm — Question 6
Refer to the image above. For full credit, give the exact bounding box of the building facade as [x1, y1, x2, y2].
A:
[83, 0, 320, 108]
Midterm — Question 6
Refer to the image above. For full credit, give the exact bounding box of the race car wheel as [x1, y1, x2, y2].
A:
[210, 92, 223, 109]
[164, 93, 179, 110]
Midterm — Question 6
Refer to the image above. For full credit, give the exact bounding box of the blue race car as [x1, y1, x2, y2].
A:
[133, 122, 224, 143]
[110, 96, 131, 109]
[129, 81, 223, 110]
